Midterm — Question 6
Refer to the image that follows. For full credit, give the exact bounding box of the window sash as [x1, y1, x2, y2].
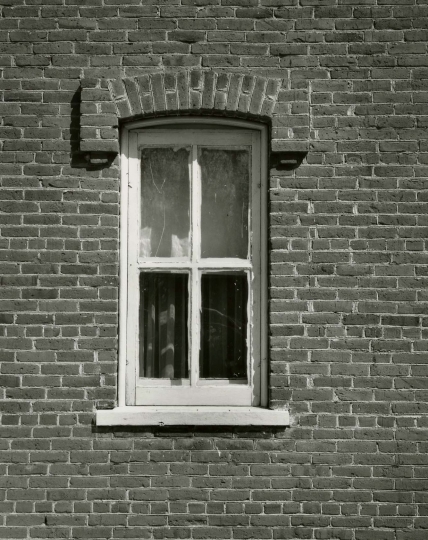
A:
[126, 128, 263, 406]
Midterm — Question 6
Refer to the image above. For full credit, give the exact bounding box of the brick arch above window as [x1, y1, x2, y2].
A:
[79, 70, 309, 163]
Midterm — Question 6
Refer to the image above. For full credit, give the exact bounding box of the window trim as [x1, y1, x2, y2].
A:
[128, 128, 259, 406]
[95, 118, 289, 426]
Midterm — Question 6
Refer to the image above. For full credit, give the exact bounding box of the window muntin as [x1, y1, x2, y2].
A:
[126, 127, 263, 407]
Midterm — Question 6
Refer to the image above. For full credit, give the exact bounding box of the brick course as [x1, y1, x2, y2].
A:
[1, 1, 428, 539]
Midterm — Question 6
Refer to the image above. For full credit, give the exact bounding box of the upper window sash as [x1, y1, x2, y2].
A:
[134, 130, 255, 266]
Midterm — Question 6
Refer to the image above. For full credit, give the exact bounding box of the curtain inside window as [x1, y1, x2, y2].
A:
[199, 273, 248, 380]
[139, 273, 188, 379]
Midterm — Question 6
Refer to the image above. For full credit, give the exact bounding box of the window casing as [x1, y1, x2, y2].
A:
[124, 125, 265, 407]
[93, 117, 286, 421]
[95, 118, 289, 425]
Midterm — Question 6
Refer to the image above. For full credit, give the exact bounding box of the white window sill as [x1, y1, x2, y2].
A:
[96, 406, 290, 426]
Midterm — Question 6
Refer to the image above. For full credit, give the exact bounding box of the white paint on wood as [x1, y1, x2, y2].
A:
[136, 386, 252, 406]
[190, 143, 201, 388]
[135, 260, 252, 269]
[123, 117, 267, 133]
[125, 132, 139, 405]
[137, 378, 247, 387]
[259, 127, 269, 408]
[118, 128, 129, 408]
[120, 120, 269, 411]
[96, 406, 290, 426]
[137, 131, 252, 148]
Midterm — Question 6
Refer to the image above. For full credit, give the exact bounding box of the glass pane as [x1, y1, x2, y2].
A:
[199, 148, 250, 259]
[199, 273, 248, 379]
[140, 147, 190, 258]
[139, 273, 189, 379]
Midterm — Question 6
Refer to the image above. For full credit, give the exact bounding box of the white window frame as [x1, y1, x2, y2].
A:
[96, 118, 289, 426]
[129, 128, 260, 406]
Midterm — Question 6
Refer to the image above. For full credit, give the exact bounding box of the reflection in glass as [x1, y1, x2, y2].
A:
[199, 273, 248, 379]
[199, 148, 250, 259]
[140, 147, 190, 258]
[139, 273, 189, 379]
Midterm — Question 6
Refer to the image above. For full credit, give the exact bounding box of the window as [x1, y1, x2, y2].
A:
[97, 119, 289, 425]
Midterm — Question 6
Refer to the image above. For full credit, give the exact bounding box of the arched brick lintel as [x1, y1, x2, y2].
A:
[80, 70, 309, 158]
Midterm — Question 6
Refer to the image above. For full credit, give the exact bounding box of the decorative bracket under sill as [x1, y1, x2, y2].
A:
[83, 152, 117, 166]
[270, 150, 307, 171]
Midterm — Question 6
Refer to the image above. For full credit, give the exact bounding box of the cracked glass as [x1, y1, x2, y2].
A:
[140, 146, 190, 258]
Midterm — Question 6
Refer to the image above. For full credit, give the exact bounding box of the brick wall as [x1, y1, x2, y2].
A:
[1, 1, 428, 539]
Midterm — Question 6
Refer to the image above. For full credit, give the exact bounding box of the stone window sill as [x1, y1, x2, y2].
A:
[96, 406, 289, 427]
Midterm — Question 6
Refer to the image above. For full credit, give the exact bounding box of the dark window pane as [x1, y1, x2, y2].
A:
[139, 273, 189, 379]
[199, 148, 250, 259]
[199, 273, 248, 379]
[140, 147, 190, 258]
